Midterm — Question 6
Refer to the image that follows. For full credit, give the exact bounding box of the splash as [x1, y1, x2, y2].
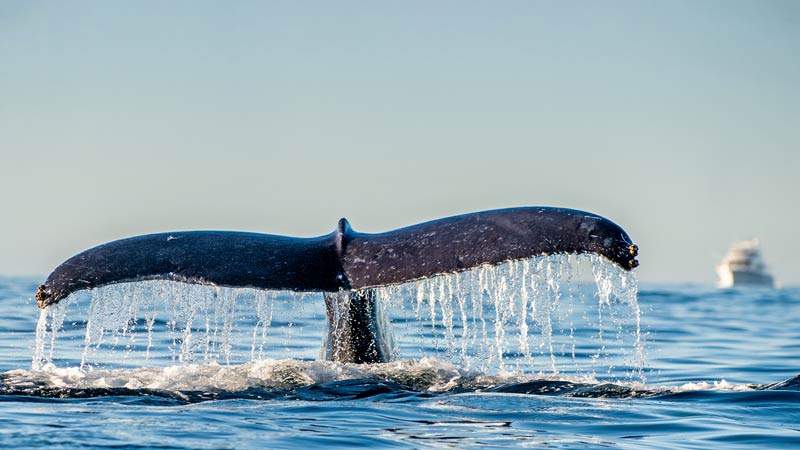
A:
[32, 254, 643, 380]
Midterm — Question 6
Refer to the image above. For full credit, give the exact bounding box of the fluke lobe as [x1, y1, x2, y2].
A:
[36, 207, 639, 363]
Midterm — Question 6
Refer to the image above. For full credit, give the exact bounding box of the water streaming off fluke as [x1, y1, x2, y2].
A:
[33, 254, 643, 381]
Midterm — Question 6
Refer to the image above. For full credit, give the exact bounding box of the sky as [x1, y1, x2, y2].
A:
[1, 1, 798, 285]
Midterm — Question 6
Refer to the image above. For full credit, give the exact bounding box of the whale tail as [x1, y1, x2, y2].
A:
[34, 207, 638, 363]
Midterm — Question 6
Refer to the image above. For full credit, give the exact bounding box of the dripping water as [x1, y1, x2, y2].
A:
[378, 255, 644, 378]
[378, 254, 643, 379]
[33, 254, 643, 380]
[33, 282, 323, 370]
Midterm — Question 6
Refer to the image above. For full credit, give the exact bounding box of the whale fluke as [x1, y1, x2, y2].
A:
[35, 207, 638, 364]
[36, 207, 637, 308]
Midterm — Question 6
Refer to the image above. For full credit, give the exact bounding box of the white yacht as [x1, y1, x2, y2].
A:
[716, 239, 774, 288]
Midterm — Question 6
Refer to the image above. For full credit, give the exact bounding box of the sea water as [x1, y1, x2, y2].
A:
[1, 256, 798, 449]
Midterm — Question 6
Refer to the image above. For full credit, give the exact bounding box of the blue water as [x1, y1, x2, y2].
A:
[1, 266, 799, 449]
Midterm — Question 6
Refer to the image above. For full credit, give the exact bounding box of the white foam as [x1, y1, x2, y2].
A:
[4, 359, 764, 396]
[5, 358, 581, 392]
[671, 379, 757, 392]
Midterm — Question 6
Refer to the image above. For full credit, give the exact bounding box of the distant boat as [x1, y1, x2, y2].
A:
[716, 239, 774, 288]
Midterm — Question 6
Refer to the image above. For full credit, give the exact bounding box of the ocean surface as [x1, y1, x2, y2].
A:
[0, 256, 798, 449]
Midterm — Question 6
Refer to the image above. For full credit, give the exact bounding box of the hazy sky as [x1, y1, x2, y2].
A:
[1, 1, 798, 285]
